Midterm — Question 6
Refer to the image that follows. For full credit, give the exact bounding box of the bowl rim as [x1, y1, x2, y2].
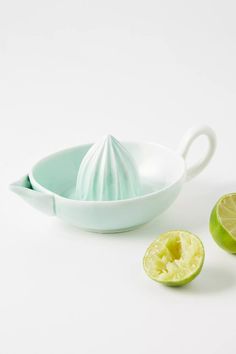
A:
[29, 139, 186, 205]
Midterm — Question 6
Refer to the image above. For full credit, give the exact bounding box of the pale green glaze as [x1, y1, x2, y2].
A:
[10, 126, 216, 233]
[76, 135, 141, 201]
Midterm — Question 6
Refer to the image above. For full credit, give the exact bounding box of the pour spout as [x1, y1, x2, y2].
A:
[10, 175, 55, 216]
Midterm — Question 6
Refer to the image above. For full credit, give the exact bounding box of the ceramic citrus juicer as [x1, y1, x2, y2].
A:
[10, 125, 216, 233]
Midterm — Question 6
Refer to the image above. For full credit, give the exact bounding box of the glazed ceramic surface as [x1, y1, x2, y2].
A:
[76, 134, 141, 201]
[10, 125, 216, 233]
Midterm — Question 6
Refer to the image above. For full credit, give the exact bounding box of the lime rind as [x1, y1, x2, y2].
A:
[143, 231, 204, 287]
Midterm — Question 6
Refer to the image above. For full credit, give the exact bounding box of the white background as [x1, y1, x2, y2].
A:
[1, 1, 236, 353]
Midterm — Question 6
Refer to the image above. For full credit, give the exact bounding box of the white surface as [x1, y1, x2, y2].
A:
[1, 1, 236, 353]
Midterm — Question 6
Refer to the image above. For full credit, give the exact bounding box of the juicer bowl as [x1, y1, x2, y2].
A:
[10, 125, 216, 233]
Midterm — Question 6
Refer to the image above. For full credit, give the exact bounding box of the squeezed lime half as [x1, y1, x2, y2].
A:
[143, 231, 205, 287]
[210, 193, 236, 253]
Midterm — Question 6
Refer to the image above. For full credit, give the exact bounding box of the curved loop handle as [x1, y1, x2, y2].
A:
[10, 175, 55, 216]
[178, 125, 216, 182]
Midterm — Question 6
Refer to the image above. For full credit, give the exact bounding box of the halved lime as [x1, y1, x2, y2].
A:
[210, 193, 236, 253]
[143, 231, 204, 287]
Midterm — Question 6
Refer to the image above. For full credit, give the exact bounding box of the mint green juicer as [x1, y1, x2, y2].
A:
[10, 125, 216, 233]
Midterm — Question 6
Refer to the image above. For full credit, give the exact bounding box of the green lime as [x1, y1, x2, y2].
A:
[210, 193, 236, 253]
[143, 231, 204, 287]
